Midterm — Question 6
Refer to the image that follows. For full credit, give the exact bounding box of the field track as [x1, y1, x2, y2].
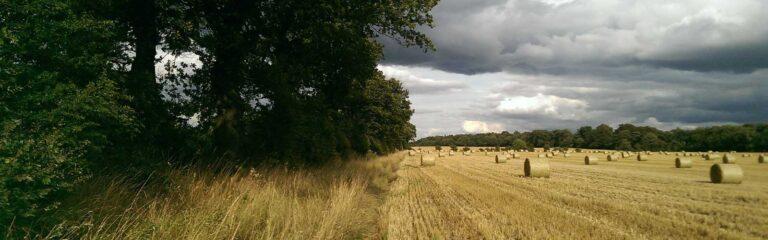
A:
[382, 151, 768, 239]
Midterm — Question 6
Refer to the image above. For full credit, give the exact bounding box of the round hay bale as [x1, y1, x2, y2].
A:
[607, 155, 618, 161]
[512, 153, 519, 159]
[621, 152, 629, 158]
[438, 152, 447, 158]
[759, 155, 765, 163]
[562, 153, 570, 158]
[710, 164, 743, 184]
[584, 156, 599, 165]
[636, 155, 647, 161]
[675, 158, 692, 168]
[722, 154, 737, 164]
[420, 155, 436, 166]
[463, 151, 470, 156]
[449, 151, 455, 156]
[537, 154, 545, 158]
[408, 151, 416, 156]
[495, 154, 508, 163]
[524, 158, 550, 178]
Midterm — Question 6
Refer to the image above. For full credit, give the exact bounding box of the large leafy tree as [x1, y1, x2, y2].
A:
[590, 124, 614, 149]
[174, 0, 437, 160]
[74, 0, 194, 151]
[552, 129, 574, 148]
[0, 0, 137, 227]
[527, 130, 554, 148]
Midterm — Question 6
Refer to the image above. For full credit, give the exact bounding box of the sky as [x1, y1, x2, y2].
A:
[377, 0, 768, 139]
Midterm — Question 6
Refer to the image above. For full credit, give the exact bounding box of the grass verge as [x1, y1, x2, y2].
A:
[20, 152, 404, 239]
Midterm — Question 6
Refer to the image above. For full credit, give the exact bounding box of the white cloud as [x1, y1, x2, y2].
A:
[184, 113, 200, 127]
[378, 65, 467, 94]
[462, 120, 505, 133]
[535, 0, 575, 7]
[155, 49, 201, 76]
[426, 128, 446, 136]
[494, 93, 587, 120]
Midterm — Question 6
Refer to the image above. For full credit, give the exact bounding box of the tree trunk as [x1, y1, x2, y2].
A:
[127, 0, 167, 135]
[209, 12, 246, 156]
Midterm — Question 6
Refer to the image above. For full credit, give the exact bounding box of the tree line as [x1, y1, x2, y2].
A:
[413, 123, 768, 152]
[1, 0, 435, 229]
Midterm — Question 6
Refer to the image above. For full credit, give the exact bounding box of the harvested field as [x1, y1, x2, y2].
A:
[383, 149, 768, 239]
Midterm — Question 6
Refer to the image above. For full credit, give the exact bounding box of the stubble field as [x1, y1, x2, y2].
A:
[381, 149, 768, 239]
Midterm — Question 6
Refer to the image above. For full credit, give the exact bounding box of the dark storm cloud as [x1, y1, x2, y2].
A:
[476, 68, 768, 131]
[381, 0, 768, 74]
[644, 44, 768, 73]
[378, 0, 768, 136]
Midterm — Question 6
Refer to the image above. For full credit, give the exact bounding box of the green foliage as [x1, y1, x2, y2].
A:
[169, 0, 436, 159]
[361, 72, 417, 154]
[0, 0, 137, 227]
[590, 124, 614, 149]
[511, 139, 528, 150]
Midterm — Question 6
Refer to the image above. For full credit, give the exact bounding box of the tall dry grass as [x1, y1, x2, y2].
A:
[40, 152, 404, 240]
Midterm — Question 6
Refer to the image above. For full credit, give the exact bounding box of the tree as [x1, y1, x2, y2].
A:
[590, 124, 614, 149]
[576, 126, 594, 148]
[75, 0, 190, 150]
[1, 0, 137, 227]
[552, 129, 574, 148]
[360, 72, 416, 154]
[527, 130, 553, 148]
[178, 0, 437, 157]
[615, 139, 634, 151]
[511, 139, 528, 150]
[635, 132, 665, 151]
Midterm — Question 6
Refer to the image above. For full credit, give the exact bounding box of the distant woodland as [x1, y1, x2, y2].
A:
[413, 123, 768, 152]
